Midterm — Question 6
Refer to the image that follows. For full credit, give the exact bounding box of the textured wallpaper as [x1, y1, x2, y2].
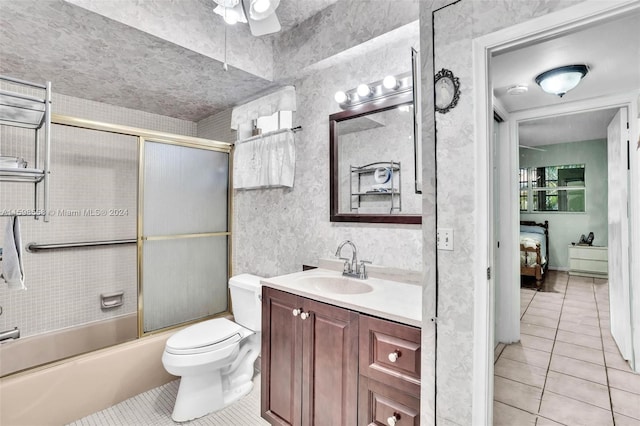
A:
[233, 34, 422, 278]
[425, 1, 585, 424]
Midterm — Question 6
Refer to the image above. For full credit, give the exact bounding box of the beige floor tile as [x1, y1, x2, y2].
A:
[526, 307, 562, 320]
[607, 368, 640, 395]
[561, 305, 599, 318]
[535, 416, 565, 425]
[529, 300, 563, 311]
[610, 388, 640, 420]
[555, 330, 602, 350]
[494, 357, 547, 388]
[562, 298, 598, 311]
[558, 321, 601, 338]
[522, 313, 560, 329]
[602, 336, 622, 354]
[539, 391, 614, 426]
[520, 333, 555, 353]
[564, 290, 595, 301]
[501, 344, 552, 369]
[560, 313, 600, 328]
[544, 370, 611, 410]
[604, 350, 634, 372]
[552, 341, 604, 366]
[495, 343, 506, 363]
[614, 412, 640, 426]
[549, 354, 607, 385]
[493, 401, 537, 426]
[520, 323, 557, 340]
[494, 376, 542, 414]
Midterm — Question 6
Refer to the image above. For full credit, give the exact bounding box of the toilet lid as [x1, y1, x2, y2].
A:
[166, 318, 242, 352]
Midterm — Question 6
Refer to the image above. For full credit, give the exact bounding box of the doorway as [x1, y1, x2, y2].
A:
[471, 1, 640, 424]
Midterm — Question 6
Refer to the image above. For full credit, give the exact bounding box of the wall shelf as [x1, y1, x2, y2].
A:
[350, 161, 401, 214]
[0, 75, 51, 221]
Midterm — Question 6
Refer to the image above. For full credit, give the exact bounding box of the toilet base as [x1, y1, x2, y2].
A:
[170, 373, 255, 422]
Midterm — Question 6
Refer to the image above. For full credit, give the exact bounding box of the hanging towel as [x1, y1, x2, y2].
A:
[1, 216, 26, 290]
[234, 129, 295, 189]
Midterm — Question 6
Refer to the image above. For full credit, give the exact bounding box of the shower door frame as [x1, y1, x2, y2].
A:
[51, 114, 234, 338]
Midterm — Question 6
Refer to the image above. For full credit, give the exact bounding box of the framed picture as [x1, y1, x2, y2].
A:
[434, 68, 460, 114]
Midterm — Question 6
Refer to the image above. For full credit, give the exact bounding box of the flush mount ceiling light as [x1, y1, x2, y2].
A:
[249, 0, 280, 20]
[507, 85, 528, 95]
[535, 64, 589, 98]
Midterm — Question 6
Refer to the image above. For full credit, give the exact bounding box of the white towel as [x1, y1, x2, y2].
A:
[1, 216, 26, 290]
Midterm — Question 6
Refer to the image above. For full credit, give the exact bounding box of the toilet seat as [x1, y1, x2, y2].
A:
[165, 318, 243, 355]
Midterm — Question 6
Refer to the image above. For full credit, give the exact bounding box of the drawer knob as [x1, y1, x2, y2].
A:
[388, 350, 400, 363]
[292, 308, 301, 317]
[387, 414, 399, 426]
[300, 312, 309, 320]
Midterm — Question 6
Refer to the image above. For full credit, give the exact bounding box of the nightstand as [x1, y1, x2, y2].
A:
[568, 245, 608, 278]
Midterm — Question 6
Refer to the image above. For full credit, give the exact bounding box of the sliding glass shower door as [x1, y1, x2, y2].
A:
[140, 139, 230, 333]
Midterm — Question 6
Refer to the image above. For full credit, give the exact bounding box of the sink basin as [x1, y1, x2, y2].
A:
[304, 276, 374, 294]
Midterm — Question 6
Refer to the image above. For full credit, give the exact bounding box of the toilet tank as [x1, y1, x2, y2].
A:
[229, 274, 264, 332]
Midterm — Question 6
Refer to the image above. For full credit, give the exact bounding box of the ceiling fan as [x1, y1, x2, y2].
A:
[213, 0, 281, 36]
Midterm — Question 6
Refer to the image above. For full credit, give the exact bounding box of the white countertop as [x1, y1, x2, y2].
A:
[261, 268, 422, 327]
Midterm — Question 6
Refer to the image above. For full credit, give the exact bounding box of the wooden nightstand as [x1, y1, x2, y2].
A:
[568, 245, 608, 278]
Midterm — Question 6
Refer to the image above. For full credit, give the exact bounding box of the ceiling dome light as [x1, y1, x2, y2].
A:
[382, 75, 399, 90]
[506, 85, 528, 95]
[356, 84, 372, 98]
[535, 64, 589, 97]
[334, 91, 348, 104]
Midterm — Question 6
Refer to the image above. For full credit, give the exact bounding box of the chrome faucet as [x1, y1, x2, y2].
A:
[335, 240, 371, 279]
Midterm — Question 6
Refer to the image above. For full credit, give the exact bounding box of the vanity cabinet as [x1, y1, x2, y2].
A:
[261, 287, 421, 426]
[261, 287, 359, 426]
[358, 315, 421, 426]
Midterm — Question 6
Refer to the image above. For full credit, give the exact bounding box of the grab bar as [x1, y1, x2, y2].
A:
[26, 239, 136, 252]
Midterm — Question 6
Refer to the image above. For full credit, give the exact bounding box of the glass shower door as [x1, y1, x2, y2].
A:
[140, 140, 230, 333]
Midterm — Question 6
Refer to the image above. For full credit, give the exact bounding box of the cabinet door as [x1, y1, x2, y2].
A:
[302, 298, 359, 426]
[262, 288, 303, 426]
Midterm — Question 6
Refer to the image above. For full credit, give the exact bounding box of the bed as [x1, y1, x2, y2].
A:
[520, 220, 549, 289]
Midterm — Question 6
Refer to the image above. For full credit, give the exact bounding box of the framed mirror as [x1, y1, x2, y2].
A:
[330, 91, 422, 224]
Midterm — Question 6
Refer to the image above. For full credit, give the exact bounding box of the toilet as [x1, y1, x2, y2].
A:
[161, 274, 263, 422]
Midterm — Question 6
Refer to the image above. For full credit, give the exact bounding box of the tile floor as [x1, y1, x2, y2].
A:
[68, 374, 268, 425]
[494, 271, 640, 426]
[70, 270, 640, 425]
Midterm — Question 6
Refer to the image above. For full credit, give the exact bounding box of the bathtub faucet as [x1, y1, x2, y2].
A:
[335, 240, 371, 279]
[0, 327, 19, 343]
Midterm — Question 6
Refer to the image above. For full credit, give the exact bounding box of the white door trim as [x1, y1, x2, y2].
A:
[471, 1, 640, 424]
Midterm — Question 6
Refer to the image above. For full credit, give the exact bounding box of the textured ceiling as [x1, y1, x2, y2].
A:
[0, 0, 340, 122]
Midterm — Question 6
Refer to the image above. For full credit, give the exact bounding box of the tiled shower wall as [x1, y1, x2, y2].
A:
[0, 88, 196, 338]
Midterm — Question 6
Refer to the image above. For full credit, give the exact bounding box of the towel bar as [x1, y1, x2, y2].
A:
[26, 239, 136, 252]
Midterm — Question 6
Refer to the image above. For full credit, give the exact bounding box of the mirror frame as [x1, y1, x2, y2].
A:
[329, 91, 421, 224]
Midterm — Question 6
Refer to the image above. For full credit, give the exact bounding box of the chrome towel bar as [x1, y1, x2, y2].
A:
[26, 239, 136, 252]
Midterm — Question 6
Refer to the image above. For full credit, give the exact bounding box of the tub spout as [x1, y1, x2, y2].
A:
[0, 327, 19, 343]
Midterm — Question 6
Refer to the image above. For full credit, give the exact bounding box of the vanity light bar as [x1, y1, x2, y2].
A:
[335, 71, 413, 109]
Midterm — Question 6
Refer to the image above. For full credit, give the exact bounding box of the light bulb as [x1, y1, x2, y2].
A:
[224, 9, 239, 24]
[383, 75, 398, 89]
[357, 84, 371, 97]
[252, 0, 271, 13]
[334, 91, 348, 103]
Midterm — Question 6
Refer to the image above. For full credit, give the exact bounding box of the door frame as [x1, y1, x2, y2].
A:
[471, 1, 640, 424]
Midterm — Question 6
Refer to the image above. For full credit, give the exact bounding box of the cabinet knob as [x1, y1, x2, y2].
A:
[387, 414, 399, 426]
[300, 312, 310, 320]
[292, 308, 301, 317]
[388, 350, 400, 363]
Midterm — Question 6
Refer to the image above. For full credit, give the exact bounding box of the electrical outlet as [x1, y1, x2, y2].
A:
[437, 228, 454, 251]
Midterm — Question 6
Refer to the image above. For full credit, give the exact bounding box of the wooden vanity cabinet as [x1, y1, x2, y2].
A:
[261, 287, 359, 426]
[358, 315, 421, 426]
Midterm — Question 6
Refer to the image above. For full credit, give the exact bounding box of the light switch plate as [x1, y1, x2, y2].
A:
[437, 228, 454, 251]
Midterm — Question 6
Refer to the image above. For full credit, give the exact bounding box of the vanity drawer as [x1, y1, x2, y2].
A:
[359, 315, 421, 396]
[359, 376, 420, 426]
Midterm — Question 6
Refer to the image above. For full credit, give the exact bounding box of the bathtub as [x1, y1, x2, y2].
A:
[0, 313, 137, 377]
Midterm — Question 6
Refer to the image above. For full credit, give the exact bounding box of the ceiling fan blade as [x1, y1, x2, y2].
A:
[241, 0, 281, 36]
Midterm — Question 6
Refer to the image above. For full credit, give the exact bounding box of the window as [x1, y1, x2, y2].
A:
[519, 164, 585, 212]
